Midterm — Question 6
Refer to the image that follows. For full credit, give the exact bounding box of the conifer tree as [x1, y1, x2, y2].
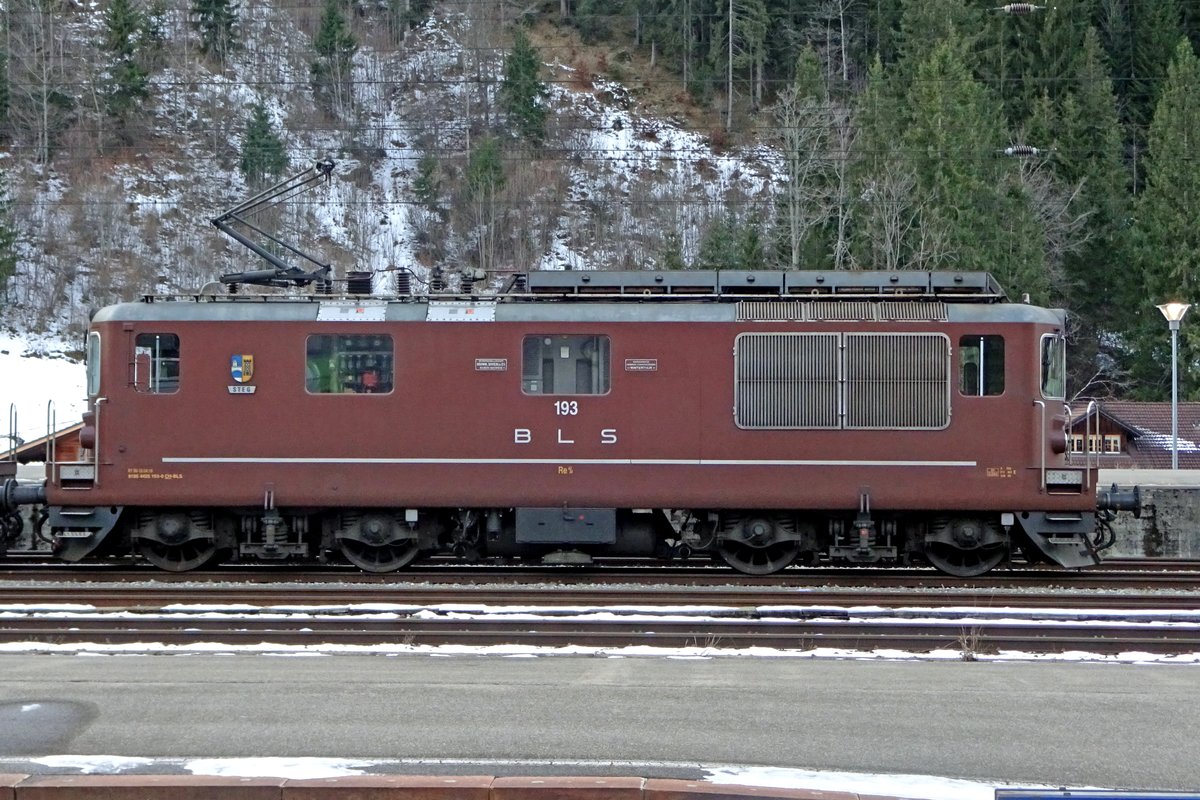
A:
[1053, 27, 1131, 393]
[239, 102, 287, 188]
[311, 0, 358, 116]
[191, 0, 237, 65]
[467, 136, 505, 272]
[850, 55, 915, 271]
[1128, 0, 1181, 130]
[101, 0, 151, 138]
[0, 47, 9, 141]
[901, 38, 1052, 298]
[1130, 38, 1200, 398]
[412, 152, 441, 211]
[697, 212, 762, 270]
[499, 28, 548, 144]
[387, 0, 434, 45]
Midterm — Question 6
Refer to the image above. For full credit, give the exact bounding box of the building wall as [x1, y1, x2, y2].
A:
[1099, 470, 1200, 559]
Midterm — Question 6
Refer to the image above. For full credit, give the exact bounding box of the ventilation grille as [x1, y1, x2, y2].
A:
[737, 301, 947, 322]
[735, 334, 839, 429]
[735, 332, 950, 430]
[844, 334, 950, 429]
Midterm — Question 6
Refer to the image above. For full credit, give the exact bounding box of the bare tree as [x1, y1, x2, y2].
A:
[1016, 159, 1094, 281]
[828, 103, 856, 270]
[772, 84, 834, 269]
[856, 159, 918, 271]
[7, 0, 76, 165]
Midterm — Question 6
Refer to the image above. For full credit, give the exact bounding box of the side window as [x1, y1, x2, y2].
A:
[1041, 334, 1066, 399]
[86, 332, 101, 397]
[522, 335, 611, 395]
[306, 334, 394, 394]
[958, 335, 1004, 396]
[134, 333, 180, 394]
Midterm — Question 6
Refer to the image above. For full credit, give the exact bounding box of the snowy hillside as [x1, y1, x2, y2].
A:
[1, 7, 780, 343]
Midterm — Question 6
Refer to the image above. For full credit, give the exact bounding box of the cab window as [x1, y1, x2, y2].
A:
[959, 335, 1004, 396]
[86, 332, 101, 397]
[1041, 334, 1066, 399]
[522, 335, 610, 395]
[134, 333, 180, 394]
[306, 334, 394, 394]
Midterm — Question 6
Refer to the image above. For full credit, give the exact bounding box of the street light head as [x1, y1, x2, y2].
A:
[1157, 302, 1191, 324]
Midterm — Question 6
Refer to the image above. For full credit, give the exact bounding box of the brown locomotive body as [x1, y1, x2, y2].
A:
[2, 270, 1117, 576]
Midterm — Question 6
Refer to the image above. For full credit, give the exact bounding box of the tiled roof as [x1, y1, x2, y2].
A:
[1070, 401, 1200, 469]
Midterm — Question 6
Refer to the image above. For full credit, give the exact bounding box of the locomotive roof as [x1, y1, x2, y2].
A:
[92, 270, 1065, 326]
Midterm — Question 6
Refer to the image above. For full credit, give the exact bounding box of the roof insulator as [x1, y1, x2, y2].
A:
[994, 3, 1044, 14]
[1002, 144, 1041, 157]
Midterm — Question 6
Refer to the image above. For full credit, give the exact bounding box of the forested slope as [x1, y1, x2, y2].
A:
[0, 0, 1197, 400]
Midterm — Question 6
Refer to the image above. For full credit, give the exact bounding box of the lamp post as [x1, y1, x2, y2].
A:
[1157, 301, 1192, 470]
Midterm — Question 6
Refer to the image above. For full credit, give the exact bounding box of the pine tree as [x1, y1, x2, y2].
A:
[0, 46, 9, 141]
[697, 212, 762, 270]
[573, 0, 613, 44]
[1130, 38, 1200, 399]
[311, 0, 357, 116]
[499, 28, 548, 144]
[191, 0, 238, 65]
[412, 152, 441, 211]
[1053, 27, 1132, 394]
[1128, 0, 1181, 130]
[101, 0, 151, 138]
[387, 0, 434, 45]
[850, 55, 914, 271]
[239, 102, 287, 188]
[467, 136, 505, 272]
[901, 38, 1049, 296]
[894, 0, 982, 84]
[657, 231, 686, 271]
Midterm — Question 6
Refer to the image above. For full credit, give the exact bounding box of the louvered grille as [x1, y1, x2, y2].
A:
[877, 301, 947, 321]
[735, 334, 840, 429]
[844, 333, 950, 429]
[733, 332, 950, 430]
[736, 301, 800, 321]
[810, 301, 874, 321]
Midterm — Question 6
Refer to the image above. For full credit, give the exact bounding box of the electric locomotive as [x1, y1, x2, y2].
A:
[1, 269, 1135, 576]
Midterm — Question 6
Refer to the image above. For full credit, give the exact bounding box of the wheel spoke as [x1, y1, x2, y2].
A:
[137, 538, 218, 572]
[339, 538, 419, 573]
[925, 544, 1007, 577]
[717, 540, 800, 576]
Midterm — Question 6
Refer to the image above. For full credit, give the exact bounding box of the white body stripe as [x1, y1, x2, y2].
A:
[161, 457, 976, 467]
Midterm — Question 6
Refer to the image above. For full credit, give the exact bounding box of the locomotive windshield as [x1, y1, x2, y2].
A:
[1041, 334, 1066, 399]
[86, 332, 101, 397]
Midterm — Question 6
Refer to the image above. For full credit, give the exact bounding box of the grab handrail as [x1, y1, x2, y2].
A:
[1085, 399, 1097, 490]
[1033, 400, 1046, 492]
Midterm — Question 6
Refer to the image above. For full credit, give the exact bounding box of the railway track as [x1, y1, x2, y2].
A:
[3, 556, 1200, 589]
[1, 575, 1198, 657]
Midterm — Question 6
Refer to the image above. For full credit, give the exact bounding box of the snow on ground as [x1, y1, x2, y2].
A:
[25, 754, 1073, 800]
[0, 334, 87, 447]
[2, 599, 1200, 664]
